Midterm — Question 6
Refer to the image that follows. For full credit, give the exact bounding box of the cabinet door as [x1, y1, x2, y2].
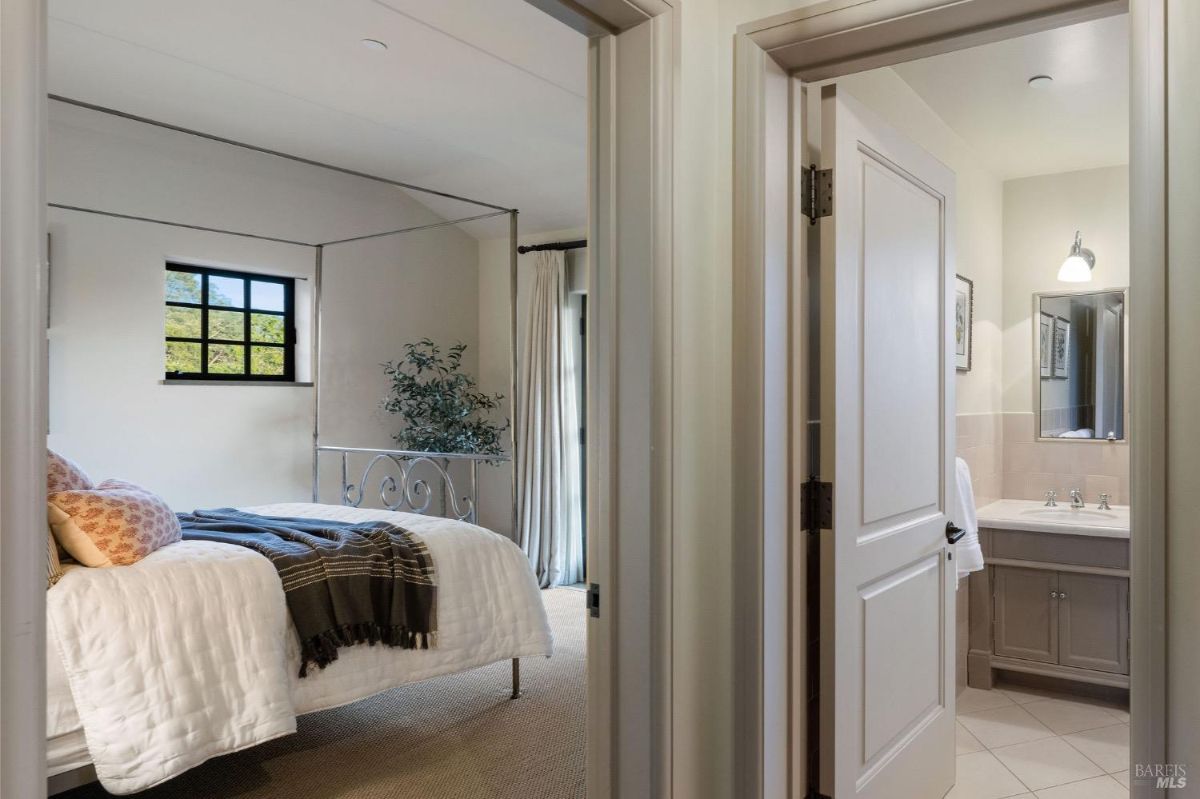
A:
[993, 566, 1058, 664]
[1057, 573, 1129, 674]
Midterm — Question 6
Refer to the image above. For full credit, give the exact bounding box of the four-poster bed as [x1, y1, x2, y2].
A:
[43, 95, 549, 796]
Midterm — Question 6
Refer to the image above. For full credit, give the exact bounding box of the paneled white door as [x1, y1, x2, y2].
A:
[817, 85, 957, 799]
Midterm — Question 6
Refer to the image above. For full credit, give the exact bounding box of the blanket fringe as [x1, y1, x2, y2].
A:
[298, 624, 437, 677]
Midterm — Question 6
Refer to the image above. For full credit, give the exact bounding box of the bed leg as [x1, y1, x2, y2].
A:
[511, 658, 520, 699]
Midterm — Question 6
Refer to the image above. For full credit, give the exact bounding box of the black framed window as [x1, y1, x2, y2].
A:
[164, 263, 296, 381]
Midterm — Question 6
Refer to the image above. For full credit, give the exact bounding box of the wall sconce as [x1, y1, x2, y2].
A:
[1058, 231, 1095, 282]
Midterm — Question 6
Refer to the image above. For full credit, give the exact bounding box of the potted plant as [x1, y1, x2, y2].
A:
[382, 338, 508, 457]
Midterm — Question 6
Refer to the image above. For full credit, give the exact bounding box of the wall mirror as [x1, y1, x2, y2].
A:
[1034, 288, 1127, 441]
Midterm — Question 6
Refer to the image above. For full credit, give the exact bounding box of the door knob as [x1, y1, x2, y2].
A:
[945, 522, 966, 544]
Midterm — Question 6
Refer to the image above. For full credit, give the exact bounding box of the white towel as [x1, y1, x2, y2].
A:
[954, 457, 985, 580]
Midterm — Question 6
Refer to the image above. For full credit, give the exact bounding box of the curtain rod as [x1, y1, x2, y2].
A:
[49, 94, 516, 214]
[516, 239, 587, 254]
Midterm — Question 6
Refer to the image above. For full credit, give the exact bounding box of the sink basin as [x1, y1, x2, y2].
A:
[1019, 507, 1123, 523]
[975, 499, 1130, 538]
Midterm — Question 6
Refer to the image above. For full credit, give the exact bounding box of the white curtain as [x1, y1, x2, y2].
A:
[516, 250, 584, 588]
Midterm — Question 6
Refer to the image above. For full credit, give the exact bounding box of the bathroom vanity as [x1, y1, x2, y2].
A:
[967, 499, 1131, 690]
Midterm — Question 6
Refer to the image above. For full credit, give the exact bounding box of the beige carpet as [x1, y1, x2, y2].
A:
[64, 588, 585, 799]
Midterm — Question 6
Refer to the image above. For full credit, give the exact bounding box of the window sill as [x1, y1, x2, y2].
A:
[160, 379, 314, 387]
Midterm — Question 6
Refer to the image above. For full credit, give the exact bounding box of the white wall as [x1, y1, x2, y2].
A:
[1001, 165, 1130, 413]
[47, 102, 480, 510]
[999, 165, 1130, 503]
[476, 227, 586, 538]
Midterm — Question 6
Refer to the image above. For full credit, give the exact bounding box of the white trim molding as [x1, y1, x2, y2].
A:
[586, 6, 675, 799]
[1, 1, 49, 797]
[1128, 4, 1168, 791]
[524, 0, 672, 36]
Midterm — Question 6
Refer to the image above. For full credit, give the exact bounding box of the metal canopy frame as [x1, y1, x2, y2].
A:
[46, 95, 521, 530]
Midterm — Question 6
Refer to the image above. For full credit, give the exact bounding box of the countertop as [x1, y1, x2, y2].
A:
[976, 498, 1130, 539]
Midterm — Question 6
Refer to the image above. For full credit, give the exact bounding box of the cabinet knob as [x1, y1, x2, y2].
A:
[1059, 592, 1068, 600]
[1050, 591, 1059, 598]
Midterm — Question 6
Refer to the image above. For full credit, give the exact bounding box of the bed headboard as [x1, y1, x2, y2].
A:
[314, 446, 509, 524]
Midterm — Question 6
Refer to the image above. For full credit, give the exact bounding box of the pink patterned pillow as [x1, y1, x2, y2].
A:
[47, 450, 93, 493]
[47, 479, 181, 567]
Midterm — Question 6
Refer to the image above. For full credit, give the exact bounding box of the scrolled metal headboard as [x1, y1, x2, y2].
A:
[314, 446, 509, 524]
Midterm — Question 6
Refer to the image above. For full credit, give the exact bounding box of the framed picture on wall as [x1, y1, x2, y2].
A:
[955, 274, 974, 372]
[1039, 312, 1054, 378]
[1053, 315, 1071, 379]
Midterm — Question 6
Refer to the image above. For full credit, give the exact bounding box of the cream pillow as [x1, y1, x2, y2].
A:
[46, 450, 93, 587]
[48, 479, 181, 567]
[47, 449, 94, 494]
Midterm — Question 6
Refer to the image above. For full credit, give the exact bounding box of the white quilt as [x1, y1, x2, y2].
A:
[47, 503, 553, 795]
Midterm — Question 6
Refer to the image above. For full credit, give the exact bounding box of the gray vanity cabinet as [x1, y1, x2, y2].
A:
[992, 567, 1058, 664]
[968, 528, 1131, 690]
[1057, 572, 1129, 674]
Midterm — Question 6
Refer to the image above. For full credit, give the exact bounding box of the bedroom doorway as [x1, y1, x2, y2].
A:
[1, 2, 675, 799]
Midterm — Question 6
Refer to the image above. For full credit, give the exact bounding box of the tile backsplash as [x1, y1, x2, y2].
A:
[955, 411, 1129, 509]
[956, 413, 1003, 510]
[1001, 412, 1129, 505]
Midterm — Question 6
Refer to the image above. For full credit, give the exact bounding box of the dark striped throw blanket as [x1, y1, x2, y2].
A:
[177, 509, 437, 677]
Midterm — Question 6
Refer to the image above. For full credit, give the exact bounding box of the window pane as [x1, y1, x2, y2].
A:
[208, 275, 244, 307]
[165, 270, 201, 303]
[251, 346, 285, 376]
[165, 306, 201, 338]
[250, 313, 285, 343]
[208, 309, 245, 341]
[165, 341, 201, 373]
[251, 281, 285, 312]
[208, 344, 244, 374]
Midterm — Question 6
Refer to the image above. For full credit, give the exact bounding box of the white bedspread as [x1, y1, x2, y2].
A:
[47, 503, 553, 794]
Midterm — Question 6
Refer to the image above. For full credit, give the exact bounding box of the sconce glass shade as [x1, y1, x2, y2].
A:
[1058, 231, 1095, 282]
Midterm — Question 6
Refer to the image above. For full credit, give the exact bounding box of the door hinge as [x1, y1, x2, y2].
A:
[801, 164, 833, 223]
[801, 477, 833, 531]
[587, 583, 601, 618]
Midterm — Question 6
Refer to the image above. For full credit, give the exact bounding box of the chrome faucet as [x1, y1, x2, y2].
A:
[1098, 493, 1112, 510]
[1044, 490, 1058, 507]
[1069, 489, 1085, 509]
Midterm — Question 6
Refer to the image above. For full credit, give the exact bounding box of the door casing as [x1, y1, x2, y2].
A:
[731, 0, 1166, 797]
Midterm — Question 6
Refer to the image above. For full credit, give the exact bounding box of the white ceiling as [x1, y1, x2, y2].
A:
[892, 13, 1128, 180]
[47, 0, 587, 239]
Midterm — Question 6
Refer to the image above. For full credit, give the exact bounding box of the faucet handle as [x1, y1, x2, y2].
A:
[1098, 493, 1112, 510]
[1044, 490, 1058, 507]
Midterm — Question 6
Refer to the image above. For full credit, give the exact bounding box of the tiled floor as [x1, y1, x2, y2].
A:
[949, 684, 1130, 799]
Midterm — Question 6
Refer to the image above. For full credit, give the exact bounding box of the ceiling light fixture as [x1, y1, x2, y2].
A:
[360, 38, 389, 51]
[1027, 74, 1054, 89]
[1058, 231, 1096, 282]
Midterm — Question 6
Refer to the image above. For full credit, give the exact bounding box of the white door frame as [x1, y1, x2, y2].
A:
[732, 0, 1167, 797]
[0, 1, 676, 797]
[552, 3, 677, 797]
[1, 1, 49, 798]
